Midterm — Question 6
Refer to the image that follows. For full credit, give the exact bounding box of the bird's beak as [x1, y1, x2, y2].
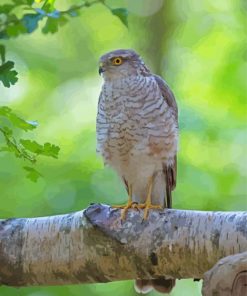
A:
[99, 62, 105, 75]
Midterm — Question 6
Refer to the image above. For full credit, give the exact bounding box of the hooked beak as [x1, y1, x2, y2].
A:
[98, 62, 105, 75]
[99, 67, 104, 75]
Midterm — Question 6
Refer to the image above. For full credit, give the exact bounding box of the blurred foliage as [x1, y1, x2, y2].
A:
[0, 105, 59, 181]
[0, 0, 246, 295]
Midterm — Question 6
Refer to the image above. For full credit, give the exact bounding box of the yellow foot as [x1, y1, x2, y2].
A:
[139, 175, 163, 220]
[139, 203, 163, 220]
[112, 201, 138, 220]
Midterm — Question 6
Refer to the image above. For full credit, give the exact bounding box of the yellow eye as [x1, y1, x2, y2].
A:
[112, 57, 123, 65]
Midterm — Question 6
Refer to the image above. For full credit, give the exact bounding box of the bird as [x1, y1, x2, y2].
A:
[96, 49, 178, 294]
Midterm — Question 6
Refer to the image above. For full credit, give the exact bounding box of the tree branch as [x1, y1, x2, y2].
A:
[202, 252, 247, 296]
[0, 204, 246, 287]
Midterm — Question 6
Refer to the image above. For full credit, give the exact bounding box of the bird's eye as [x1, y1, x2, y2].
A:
[112, 57, 123, 66]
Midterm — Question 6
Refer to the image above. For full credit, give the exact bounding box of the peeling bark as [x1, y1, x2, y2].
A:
[202, 252, 247, 296]
[0, 204, 246, 287]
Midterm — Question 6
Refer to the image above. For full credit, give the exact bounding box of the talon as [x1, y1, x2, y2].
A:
[143, 204, 163, 220]
[111, 177, 163, 221]
[112, 184, 135, 220]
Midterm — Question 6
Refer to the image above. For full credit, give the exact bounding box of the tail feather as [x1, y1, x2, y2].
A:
[134, 280, 153, 294]
[151, 278, 176, 293]
[135, 278, 176, 294]
[163, 157, 176, 209]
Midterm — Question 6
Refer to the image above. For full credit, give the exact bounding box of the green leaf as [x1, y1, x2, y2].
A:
[111, 8, 128, 27]
[12, 0, 34, 5]
[42, 14, 67, 34]
[5, 22, 27, 38]
[0, 106, 37, 131]
[20, 139, 60, 158]
[0, 61, 18, 87]
[22, 13, 44, 33]
[0, 4, 15, 14]
[26, 0, 35, 5]
[23, 166, 42, 182]
[20, 139, 43, 154]
[8, 114, 37, 131]
[0, 106, 11, 116]
[0, 44, 6, 63]
[42, 142, 60, 158]
[1, 126, 12, 136]
[42, 17, 58, 33]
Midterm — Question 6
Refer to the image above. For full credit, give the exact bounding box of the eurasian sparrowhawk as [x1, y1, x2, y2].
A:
[96, 49, 178, 294]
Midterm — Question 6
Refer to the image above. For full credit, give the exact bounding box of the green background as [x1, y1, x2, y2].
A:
[0, 0, 246, 295]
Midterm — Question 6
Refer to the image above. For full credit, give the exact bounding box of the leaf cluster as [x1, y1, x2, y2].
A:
[0, 106, 60, 182]
[0, 0, 128, 87]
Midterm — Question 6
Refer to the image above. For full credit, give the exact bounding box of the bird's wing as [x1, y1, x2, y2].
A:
[153, 74, 178, 121]
[153, 74, 178, 208]
[96, 90, 106, 155]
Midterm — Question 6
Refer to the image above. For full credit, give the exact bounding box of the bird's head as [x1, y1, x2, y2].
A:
[98, 49, 150, 80]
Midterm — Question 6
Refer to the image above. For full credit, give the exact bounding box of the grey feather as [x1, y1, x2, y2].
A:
[154, 74, 178, 208]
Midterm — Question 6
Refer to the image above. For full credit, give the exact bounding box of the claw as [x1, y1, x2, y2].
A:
[112, 201, 137, 220]
[111, 177, 163, 221]
[143, 204, 163, 220]
[112, 184, 134, 220]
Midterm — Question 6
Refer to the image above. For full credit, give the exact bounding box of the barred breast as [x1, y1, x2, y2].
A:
[96, 75, 178, 205]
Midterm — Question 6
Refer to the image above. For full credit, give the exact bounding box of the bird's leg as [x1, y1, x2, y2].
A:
[140, 175, 163, 220]
[112, 184, 137, 220]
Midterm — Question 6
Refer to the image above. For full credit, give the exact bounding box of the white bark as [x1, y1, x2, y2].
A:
[0, 203, 246, 287]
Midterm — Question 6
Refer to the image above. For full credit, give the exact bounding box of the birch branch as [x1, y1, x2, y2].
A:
[0, 203, 246, 287]
[202, 252, 247, 296]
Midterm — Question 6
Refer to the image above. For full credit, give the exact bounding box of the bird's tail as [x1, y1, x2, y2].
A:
[134, 278, 176, 294]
